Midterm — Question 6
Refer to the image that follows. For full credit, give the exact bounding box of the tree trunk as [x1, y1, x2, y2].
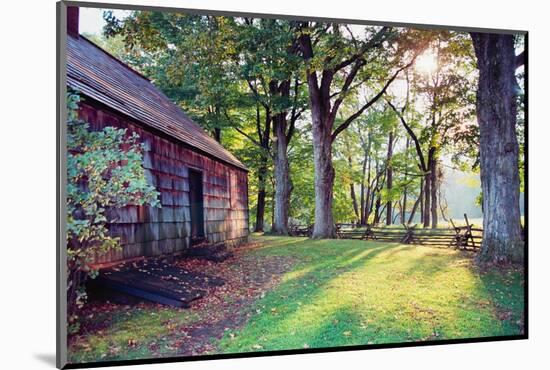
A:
[407, 191, 422, 225]
[359, 156, 367, 225]
[419, 178, 424, 224]
[272, 113, 293, 235]
[362, 155, 372, 225]
[350, 183, 359, 221]
[471, 33, 523, 264]
[213, 127, 221, 143]
[401, 138, 410, 225]
[374, 193, 382, 224]
[430, 158, 438, 229]
[305, 65, 336, 238]
[311, 117, 336, 238]
[385, 130, 394, 225]
[401, 189, 408, 225]
[254, 159, 268, 232]
[423, 172, 431, 228]
[348, 155, 359, 221]
[271, 183, 275, 229]
[423, 149, 435, 228]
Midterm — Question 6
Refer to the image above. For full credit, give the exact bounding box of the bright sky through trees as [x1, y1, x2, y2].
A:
[415, 49, 439, 75]
[79, 7, 129, 35]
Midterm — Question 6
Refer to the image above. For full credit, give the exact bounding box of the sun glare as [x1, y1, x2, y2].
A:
[415, 50, 438, 75]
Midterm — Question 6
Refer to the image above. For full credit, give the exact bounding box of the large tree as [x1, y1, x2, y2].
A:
[297, 24, 419, 238]
[386, 32, 475, 228]
[235, 19, 306, 234]
[470, 33, 524, 264]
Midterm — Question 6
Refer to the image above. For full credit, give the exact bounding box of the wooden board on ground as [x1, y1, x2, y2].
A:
[89, 257, 225, 307]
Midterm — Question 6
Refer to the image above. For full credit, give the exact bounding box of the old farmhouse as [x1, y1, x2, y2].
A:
[66, 8, 249, 265]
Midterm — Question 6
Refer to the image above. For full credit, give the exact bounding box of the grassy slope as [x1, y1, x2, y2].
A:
[69, 235, 524, 362]
[217, 236, 524, 353]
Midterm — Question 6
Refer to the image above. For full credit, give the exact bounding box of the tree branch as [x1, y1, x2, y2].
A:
[224, 110, 265, 149]
[234, 126, 262, 148]
[385, 98, 428, 172]
[246, 79, 269, 110]
[331, 62, 408, 141]
[332, 26, 390, 72]
[329, 58, 366, 124]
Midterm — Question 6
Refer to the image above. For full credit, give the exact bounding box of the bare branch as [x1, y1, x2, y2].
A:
[329, 58, 366, 124]
[246, 79, 269, 110]
[234, 126, 262, 148]
[344, 24, 359, 49]
[331, 62, 410, 141]
[333, 27, 391, 72]
[385, 98, 428, 172]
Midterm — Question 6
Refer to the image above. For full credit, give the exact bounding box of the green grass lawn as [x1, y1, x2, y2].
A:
[69, 235, 524, 363]
[217, 236, 524, 353]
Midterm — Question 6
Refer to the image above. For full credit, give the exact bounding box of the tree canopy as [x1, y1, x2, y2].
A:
[98, 10, 525, 262]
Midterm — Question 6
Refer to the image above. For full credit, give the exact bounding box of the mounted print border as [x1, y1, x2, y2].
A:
[57, 1, 528, 368]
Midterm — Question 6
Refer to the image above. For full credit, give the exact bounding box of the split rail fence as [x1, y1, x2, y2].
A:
[289, 214, 482, 251]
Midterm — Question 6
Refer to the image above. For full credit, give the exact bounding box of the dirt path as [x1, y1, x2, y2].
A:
[169, 245, 297, 356]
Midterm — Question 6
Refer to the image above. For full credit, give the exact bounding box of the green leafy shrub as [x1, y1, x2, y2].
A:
[66, 90, 160, 327]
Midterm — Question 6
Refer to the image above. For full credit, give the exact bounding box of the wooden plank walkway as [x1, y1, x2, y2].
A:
[90, 257, 225, 307]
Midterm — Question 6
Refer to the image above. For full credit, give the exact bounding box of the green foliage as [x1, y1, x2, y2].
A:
[103, 12, 310, 231]
[104, 11, 243, 140]
[288, 128, 315, 224]
[66, 90, 160, 315]
[98, 11, 524, 228]
[82, 32, 129, 62]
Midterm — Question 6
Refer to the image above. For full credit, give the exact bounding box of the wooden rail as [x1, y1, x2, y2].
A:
[290, 214, 483, 251]
[289, 224, 313, 237]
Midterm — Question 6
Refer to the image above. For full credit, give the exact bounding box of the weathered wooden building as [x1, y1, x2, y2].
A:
[66, 8, 249, 264]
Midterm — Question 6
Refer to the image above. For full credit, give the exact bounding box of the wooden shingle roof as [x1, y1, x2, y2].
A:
[66, 34, 247, 171]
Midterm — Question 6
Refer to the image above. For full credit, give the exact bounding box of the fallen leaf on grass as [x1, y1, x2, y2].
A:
[498, 311, 513, 321]
[108, 345, 121, 355]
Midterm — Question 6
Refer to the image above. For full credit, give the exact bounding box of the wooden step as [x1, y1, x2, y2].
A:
[89, 257, 225, 307]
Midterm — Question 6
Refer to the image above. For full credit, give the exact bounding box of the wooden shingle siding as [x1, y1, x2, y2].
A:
[79, 101, 248, 265]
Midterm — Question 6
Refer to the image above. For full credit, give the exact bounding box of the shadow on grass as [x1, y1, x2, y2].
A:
[219, 237, 526, 353]
[478, 266, 525, 336]
[402, 249, 462, 277]
[217, 241, 397, 353]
